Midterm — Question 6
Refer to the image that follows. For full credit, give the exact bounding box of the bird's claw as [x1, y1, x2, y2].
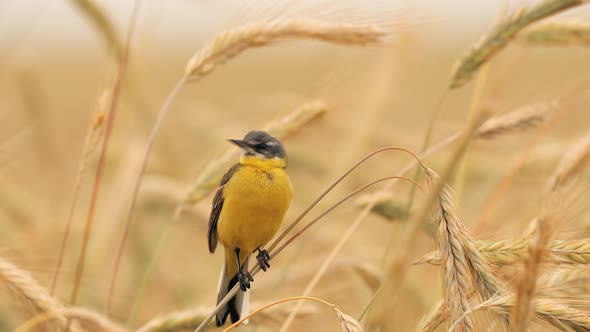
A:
[256, 248, 271, 272]
[238, 270, 253, 291]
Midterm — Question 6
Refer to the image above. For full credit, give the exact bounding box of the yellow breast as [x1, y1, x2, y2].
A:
[216, 157, 293, 259]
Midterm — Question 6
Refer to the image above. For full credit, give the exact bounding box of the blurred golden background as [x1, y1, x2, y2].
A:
[1, 1, 590, 331]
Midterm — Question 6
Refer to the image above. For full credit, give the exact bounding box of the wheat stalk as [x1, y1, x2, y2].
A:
[430, 171, 506, 300]
[221, 296, 361, 332]
[185, 19, 385, 80]
[419, 170, 507, 331]
[450, 0, 584, 89]
[546, 133, 590, 191]
[518, 20, 590, 46]
[427, 172, 475, 331]
[509, 219, 553, 332]
[51, 89, 108, 295]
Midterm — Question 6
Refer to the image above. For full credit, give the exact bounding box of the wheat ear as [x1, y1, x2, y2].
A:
[420, 170, 507, 331]
[417, 238, 590, 267]
[474, 101, 559, 139]
[450, 0, 585, 89]
[0, 258, 72, 331]
[477, 295, 590, 331]
[427, 171, 475, 331]
[186, 19, 385, 81]
[518, 20, 590, 46]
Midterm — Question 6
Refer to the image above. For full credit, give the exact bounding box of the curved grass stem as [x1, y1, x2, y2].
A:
[68, 1, 142, 326]
[105, 76, 187, 314]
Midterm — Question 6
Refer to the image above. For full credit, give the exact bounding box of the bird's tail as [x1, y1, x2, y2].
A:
[215, 256, 250, 326]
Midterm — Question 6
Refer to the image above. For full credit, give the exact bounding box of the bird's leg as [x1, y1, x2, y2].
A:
[255, 247, 271, 272]
[235, 248, 253, 291]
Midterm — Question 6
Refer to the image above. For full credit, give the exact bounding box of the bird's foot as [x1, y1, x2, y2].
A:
[238, 270, 253, 291]
[256, 248, 271, 272]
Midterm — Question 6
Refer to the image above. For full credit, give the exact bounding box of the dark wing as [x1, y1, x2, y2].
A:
[208, 163, 240, 253]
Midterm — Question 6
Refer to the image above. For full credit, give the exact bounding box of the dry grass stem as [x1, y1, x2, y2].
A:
[138, 303, 326, 332]
[518, 20, 590, 46]
[183, 100, 327, 205]
[71, 0, 141, 317]
[474, 101, 559, 139]
[546, 133, 590, 191]
[185, 19, 385, 80]
[137, 307, 213, 332]
[223, 296, 360, 332]
[51, 89, 109, 295]
[450, 0, 584, 89]
[509, 219, 553, 332]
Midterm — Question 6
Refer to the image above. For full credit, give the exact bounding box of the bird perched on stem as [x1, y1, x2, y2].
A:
[207, 130, 293, 326]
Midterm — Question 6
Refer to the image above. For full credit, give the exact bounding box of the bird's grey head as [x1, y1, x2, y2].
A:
[228, 130, 287, 159]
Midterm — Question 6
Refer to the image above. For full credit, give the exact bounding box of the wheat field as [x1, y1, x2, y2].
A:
[1, 1, 590, 331]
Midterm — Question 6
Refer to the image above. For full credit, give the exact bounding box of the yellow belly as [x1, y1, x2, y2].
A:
[217, 164, 293, 274]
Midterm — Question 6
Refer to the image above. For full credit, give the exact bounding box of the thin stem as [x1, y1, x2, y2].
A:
[223, 296, 336, 332]
[453, 60, 491, 204]
[105, 76, 187, 313]
[267, 146, 426, 254]
[51, 160, 86, 295]
[405, 92, 448, 212]
[68, 0, 141, 321]
[126, 220, 173, 327]
[271, 176, 423, 258]
[358, 284, 383, 322]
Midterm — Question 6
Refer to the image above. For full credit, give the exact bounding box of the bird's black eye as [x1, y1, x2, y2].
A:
[256, 143, 267, 149]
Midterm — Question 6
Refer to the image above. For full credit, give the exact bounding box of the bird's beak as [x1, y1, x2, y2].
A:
[228, 139, 252, 149]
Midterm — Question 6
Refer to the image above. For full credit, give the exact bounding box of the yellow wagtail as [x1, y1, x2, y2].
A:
[207, 130, 293, 326]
